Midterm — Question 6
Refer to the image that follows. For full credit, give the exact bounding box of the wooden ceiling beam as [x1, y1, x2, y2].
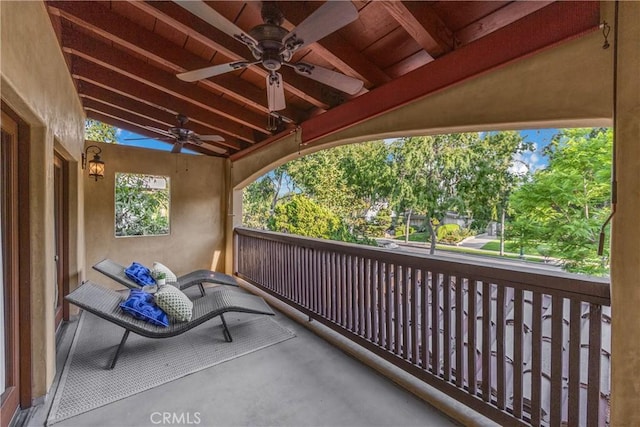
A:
[380, 1, 453, 57]
[78, 81, 235, 144]
[455, 1, 554, 45]
[71, 58, 254, 146]
[61, 29, 270, 136]
[130, 1, 330, 110]
[48, 1, 304, 123]
[85, 110, 224, 156]
[83, 98, 227, 155]
[78, 84, 236, 152]
[272, 2, 390, 87]
[300, 1, 599, 146]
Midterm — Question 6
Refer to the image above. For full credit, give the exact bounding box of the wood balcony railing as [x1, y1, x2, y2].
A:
[234, 227, 611, 427]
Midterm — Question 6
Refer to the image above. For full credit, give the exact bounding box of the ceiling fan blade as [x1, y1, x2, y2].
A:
[266, 72, 286, 112]
[142, 126, 176, 138]
[172, 0, 258, 49]
[198, 135, 225, 142]
[171, 142, 183, 154]
[177, 61, 254, 82]
[289, 62, 364, 95]
[124, 136, 173, 141]
[283, 1, 358, 52]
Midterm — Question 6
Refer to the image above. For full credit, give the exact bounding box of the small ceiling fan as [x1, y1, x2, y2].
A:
[127, 114, 225, 154]
[174, 0, 364, 113]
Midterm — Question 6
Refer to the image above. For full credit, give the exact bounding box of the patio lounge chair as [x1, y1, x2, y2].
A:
[93, 258, 238, 297]
[65, 281, 275, 369]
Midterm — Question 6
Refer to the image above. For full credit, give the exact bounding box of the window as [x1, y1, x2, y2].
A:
[115, 173, 170, 237]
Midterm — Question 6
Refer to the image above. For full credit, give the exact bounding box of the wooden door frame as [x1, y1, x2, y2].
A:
[0, 104, 32, 420]
[53, 153, 69, 326]
[1, 109, 20, 425]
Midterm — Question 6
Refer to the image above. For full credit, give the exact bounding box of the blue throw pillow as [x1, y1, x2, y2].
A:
[119, 289, 169, 327]
[124, 262, 156, 287]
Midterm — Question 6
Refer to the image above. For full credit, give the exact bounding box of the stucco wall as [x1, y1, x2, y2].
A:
[84, 142, 227, 287]
[1, 1, 85, 401]
[610, 2, 640, 425]
[232, 27, 612, 189]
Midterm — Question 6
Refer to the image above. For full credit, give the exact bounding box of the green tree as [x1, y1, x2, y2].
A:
[285, 141, 393, 237]
[85, 119, 117, 143]
[389, 135, 475, 254]
[242, 165, 295, 229]
[115, 173, 169, 236]
[267, 194, 341, 239]
[508, 128, 612, 274]
[242, 176, 275, 230]
[464, 131, 532, 255]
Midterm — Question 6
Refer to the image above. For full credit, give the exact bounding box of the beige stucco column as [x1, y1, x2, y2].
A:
[610, 2, 640, 426]
[28, 126, 57, 398]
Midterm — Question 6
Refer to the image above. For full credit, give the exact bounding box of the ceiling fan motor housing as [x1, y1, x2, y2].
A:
[249, 24, 289, 70]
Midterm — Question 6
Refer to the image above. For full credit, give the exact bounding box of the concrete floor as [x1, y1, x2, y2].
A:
[28, 302, 459, 427]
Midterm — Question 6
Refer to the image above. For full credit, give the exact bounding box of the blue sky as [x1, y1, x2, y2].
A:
[115, 126, 558, 168]
[116, 129, 199, 155]
[516, 128, 557, 173]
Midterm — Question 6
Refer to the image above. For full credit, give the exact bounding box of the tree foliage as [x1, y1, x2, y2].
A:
[242, 129, 611, 275]
[267, 194, 341, 239]
[85, 119, 117, 143]
[115, 173, 169, 237]
[508, 128, 612, 274]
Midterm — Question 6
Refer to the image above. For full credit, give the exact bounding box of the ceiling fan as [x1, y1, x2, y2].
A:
[174, 0, 364, 113]
[127, 114, 225, 154]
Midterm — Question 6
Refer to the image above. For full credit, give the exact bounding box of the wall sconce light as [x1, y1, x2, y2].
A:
[82, 145, 105, 181]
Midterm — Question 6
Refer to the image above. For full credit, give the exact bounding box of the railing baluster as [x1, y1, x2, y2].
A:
[395, 265, 402, 356]
[443, 274, 451, 381]
[359, 257, 366, 337]
[403, 267, 410, 359]
[431, 271, 440, 376]
[346, 255, 352, 329]
[378, 261, 385, 348]
[331, 253, 339, 323]
[587, 304, 602, 427]
[323, 251, 333, 319]
[353, 256, 359, 333]
[513, 288, 524, 419]
[531, 292, 543, 427]
[468, 278, 477, 396]
[386, 263, 393, 351]
[496, 285, 505, 410]
[482, 281, 491, 403]
[421, 269, 429, 370]
[550, 295, 564, 426]
[312, 247, 318, 313]
[302, 248, 311, 308]
[411, 268, 419, 365]
[568, 300, 581, 425]
[455, 275, 464, 388]
[370, 259, 378, 343]
[340, 254, 347, 326]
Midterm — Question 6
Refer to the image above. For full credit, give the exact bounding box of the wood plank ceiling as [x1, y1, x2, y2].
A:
[45, 1, 598, 158]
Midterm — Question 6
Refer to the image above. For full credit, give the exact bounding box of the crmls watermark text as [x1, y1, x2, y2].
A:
[150, 412, 201, 425]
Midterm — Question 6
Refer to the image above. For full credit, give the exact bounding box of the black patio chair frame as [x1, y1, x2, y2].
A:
[92, 258, 238, 298]
[65, 281, 274, 369]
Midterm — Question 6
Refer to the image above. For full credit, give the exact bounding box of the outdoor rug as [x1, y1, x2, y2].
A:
[47, 310, 295, 425]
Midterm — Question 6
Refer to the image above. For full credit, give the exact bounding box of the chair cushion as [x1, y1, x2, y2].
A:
[154, 285, 193, 322]
[152, 261, 178, 284]
[119, 290, 169, 327]
[124, 262, 155, 287]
